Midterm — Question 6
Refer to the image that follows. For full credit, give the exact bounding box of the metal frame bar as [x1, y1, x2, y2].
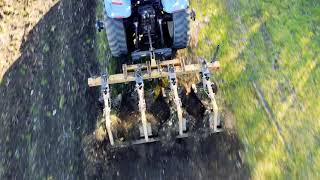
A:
[88, 59, 220, 86]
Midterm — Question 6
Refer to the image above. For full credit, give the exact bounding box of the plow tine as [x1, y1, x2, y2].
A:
[101, 74, 114, 145]
[169, 65, 184, 135]
[103, 92, 114, 145]
[135, 67, 149, 142]
[192, 83, 197, 93]
[200, 58, 219, 132]
[204, 79, 219, 131]
[162, 87, 166, 97]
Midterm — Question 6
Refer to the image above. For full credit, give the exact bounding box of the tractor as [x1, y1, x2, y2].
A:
[89, 0, 222, 147]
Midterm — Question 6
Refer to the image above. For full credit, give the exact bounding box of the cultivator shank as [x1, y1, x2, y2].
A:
[88, 58, 222, 146]
[168, 65, 184, 136]
[100, 74, 114, 145]
[200, 58, 220, 132]
[135, 67, 150, 142]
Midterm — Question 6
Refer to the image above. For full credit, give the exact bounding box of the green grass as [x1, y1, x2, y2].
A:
[40, 78, 48, 86]
[59, 95, 65, 109]
[191, 0, 320, 179]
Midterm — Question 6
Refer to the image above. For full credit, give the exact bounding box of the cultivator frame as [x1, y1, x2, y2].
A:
[88, 54, 223, 146]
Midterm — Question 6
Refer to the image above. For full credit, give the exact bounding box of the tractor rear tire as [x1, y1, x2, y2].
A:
[172, 9, 191, 49]
[105, 17, 128, 57]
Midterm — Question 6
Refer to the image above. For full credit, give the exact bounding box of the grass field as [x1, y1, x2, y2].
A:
[191, 0, 319, 179]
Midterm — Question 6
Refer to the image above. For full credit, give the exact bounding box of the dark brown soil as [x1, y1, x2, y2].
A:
[0, 0, 250, 179]
[84, 87, 250, 179]
[84, 132, 249, 180]
[0, 0, 99, 179]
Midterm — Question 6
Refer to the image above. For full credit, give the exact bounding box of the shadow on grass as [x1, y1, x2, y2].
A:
[0, 0, 100, 179]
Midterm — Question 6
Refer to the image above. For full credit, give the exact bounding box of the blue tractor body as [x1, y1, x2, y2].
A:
[104, 0, 189, 18]
[104, 0, 132, 18]
[161, 0, 189, 13]
[101, 0, 192, 59]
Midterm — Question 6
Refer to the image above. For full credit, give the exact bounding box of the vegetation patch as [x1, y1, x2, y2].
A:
[191, 0, 319, 178]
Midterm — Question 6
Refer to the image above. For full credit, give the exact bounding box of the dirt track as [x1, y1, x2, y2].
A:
[0, 0, 249, 179]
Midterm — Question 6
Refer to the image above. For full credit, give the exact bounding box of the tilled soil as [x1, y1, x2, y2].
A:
[0, 0, 99, 179]
[84, 132, 249, 179]
[0, 0, 250, 179]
